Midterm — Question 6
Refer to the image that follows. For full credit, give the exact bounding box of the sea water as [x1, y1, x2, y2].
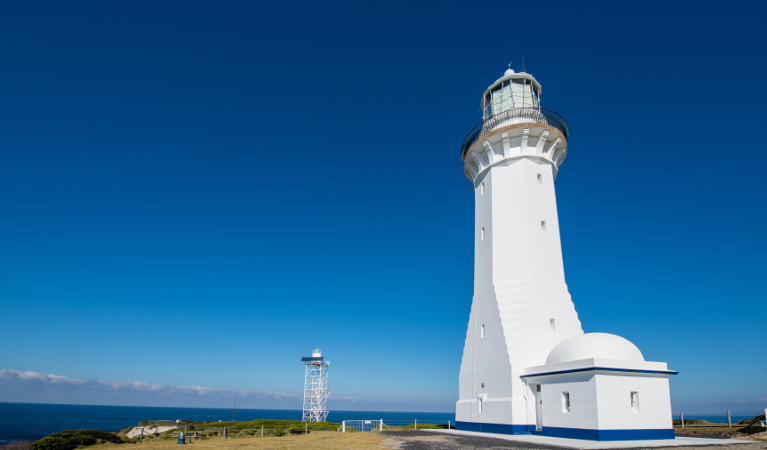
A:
[0, 403, 455, 444]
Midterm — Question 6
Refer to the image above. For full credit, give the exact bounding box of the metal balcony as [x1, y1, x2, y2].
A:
[461, 108, 569, 160]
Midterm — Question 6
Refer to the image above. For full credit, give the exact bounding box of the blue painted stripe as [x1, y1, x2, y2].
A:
[542, 426, 675, 441]
[455, 421, 533, 434]
[520, 366, 679, 378]
[455, 422, 675, 440]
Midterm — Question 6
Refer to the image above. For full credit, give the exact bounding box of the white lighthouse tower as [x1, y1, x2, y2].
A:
[456, 67, 677, 440]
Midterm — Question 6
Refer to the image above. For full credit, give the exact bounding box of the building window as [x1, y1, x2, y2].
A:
[541, 221, 546, 232]
[537, 173, 542, 185]
[481, 182, 485, 195]
[481, 324, 485, 338]
[562, 392, 570, 413]
[478, 396, 483, 413]
[550, 319, 556, 332]
[631, 392, 639, 413]
[481, 227, 485, 240]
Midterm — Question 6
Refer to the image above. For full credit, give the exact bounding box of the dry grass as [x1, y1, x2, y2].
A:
[91, 431, 388, 450]
[674, 423, 767, 438]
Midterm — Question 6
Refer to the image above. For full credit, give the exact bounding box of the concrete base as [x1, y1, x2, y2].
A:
[423, 429, 742, 449]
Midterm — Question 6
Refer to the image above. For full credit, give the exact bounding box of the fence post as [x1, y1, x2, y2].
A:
[448, 420, 450, 430]
[261, 425, 263, 438]
[379, 419, 383, 432]
[305, 422, 308, 435]
[681, 412, 684, 429]
[727, 410, 731, 428]
[415, 419, 417, 431]
[139, 428, 144, 443]
[342, 421, 345, 433]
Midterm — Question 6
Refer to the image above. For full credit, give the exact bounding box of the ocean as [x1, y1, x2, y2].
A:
[0, 403, 455, 444]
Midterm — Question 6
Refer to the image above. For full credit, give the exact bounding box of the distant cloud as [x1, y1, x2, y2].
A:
[0, 369, 300, 408]
[0, 368, 453, 412]
[734, 397, 767, 404]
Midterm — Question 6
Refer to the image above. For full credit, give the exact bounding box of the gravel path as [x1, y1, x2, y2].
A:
[380, 431, 767, 450]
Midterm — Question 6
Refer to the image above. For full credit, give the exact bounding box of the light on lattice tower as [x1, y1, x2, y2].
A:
[301, 346, 330, 422]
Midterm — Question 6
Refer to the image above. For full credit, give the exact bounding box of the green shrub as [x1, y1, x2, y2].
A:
[31, 430, 122, 450]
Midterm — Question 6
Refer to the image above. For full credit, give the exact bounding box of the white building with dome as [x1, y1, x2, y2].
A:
[455, 67, 676, 440]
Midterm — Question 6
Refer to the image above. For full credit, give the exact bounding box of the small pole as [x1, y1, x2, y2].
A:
[342, 421, 345, 433]
[681, 412, 684, 429]
[414, 419, 417, 430]
[261, 425, 263, 438]
[379, 419, 383, 432]
[727, 410, 732, 428]
[305, 422, 307, 435]
[139, 428, 144, 444]
[232, 396, 236, 422]
[448, 420, 451, 430]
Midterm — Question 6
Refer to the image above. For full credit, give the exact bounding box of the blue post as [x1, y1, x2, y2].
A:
[177, 431, 186, 445]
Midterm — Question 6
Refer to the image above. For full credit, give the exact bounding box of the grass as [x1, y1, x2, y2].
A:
[672, 419, 766, 437]
[141, 419, 342, 439]
[191, 419, 339, 431]
[91, 432, 385, 450]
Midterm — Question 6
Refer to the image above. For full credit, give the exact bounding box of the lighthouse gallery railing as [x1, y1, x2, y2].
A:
[461, 107, 569, 160]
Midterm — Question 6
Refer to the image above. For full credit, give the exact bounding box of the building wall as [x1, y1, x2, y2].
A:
[537, 372, 600, 430]
[523, 370, 674, 440]
[457, 126, 583, 428]
[594, 374, 672, 431]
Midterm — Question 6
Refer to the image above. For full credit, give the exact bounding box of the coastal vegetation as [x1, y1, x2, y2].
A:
[673, 416, 766, 438]
[30, 430, 122, 450]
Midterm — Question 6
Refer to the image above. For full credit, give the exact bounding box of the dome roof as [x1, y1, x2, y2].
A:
[546, 333, 644, 365]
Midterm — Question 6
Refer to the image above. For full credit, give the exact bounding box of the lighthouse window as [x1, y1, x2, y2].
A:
[511, 79, 526, 108]
[490, 81, 512, 117]
[631, 392, 639, 412]
[478, 396, 483, 413]
[481, 324, 485, 338]
[541, 221, 546, 232]
[481, 227, 485, 240]
[481, 182, 485, 195]
[537, 173, 542, 185]
[562, 392, 570, 413]
[550, 319, 556, 332]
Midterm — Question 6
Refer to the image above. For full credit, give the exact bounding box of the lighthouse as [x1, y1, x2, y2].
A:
[456, 67, 677, 440]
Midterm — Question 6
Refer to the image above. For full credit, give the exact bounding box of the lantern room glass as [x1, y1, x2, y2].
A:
[484, 76, 540, 119]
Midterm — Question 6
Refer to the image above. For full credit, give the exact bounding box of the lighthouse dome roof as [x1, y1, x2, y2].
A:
[546, 333, 645, 364]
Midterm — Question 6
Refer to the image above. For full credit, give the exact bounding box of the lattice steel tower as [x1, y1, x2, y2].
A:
[301, 346, 330, 422]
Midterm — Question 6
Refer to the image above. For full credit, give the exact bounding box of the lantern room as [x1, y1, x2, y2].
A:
[482, 68, 542, 119]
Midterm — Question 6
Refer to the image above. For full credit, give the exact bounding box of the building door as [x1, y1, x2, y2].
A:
[533, 384, 543, 431]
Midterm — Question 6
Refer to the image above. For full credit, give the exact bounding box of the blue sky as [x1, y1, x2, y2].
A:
[0, 0, 765, 415]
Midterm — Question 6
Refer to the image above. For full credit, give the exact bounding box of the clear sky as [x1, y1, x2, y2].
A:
[0, 0, 765, 415]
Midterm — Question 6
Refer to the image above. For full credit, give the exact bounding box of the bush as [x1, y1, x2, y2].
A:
[31, 430, 122, 450]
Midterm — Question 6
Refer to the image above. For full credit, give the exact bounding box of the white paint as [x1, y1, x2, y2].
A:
[458, 94, 582, 429]
[457, 71, 675, 437]
[546, 333, 644, 365]
[523, 352, 675, 432]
